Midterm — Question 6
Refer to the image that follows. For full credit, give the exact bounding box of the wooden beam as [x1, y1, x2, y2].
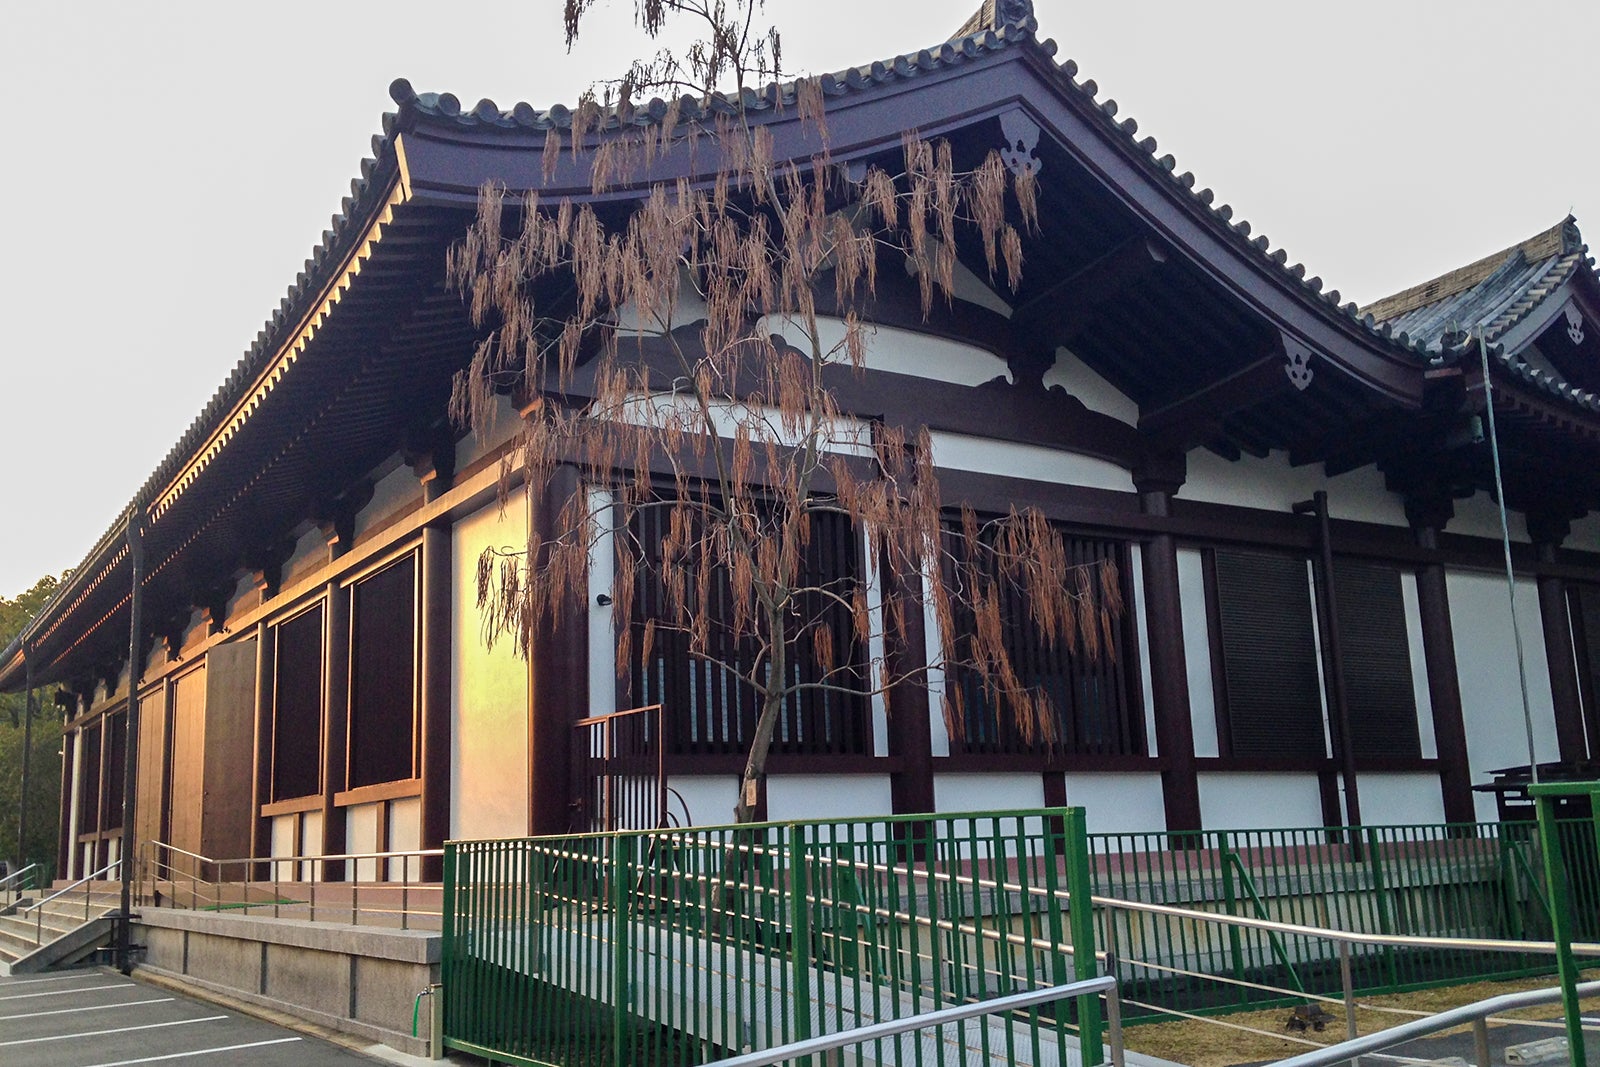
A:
[1011, 236, 1168, 342]
[1137, 338, 1289, 449]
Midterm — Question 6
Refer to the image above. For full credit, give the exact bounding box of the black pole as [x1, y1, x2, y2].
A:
[17, 646, 34, 872]
[116, 513, 145, 974]
[1300, 490, 1361, 830]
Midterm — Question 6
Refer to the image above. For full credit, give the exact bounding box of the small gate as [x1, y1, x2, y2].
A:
[572, 704, 668, 833]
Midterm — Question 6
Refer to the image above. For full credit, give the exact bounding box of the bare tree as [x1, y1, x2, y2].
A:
[448, 0, 1122, 824]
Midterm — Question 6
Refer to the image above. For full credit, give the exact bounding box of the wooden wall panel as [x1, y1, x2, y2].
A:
[166, 664, 207, 874]
[202, 639, 258, 864]
[133, 687, 167, 862]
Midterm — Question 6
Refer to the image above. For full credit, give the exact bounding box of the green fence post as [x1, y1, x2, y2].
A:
[1063, 808, 1104, 1066]
[1533, 789, 1587, 1065]
[789, 824, 815, 1065]
[1217, 831, 1249, 1008]
[611, 833, 634, 1067]
[1365, 826, 1400, 991]
[439, 843, 455, 1049]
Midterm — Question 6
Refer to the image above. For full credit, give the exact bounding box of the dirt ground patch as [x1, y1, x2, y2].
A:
[1121, 972, 1600, 1067]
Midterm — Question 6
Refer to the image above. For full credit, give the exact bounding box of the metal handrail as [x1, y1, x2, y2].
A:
[0, 862, 40, 893]
[1091, 892, 1600, 958]
[707, 975, 1124, 1067]
[1268, 979, 1600, 1067]
[17, 858, 121, 948]
[142, 841, 445, 928]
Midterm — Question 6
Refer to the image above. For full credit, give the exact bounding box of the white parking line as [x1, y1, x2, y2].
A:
[0, 1015, 228, 1047]
[0, 982, 136, 1001]
[1, 997, 176, 1021]
[84, 1037, 300, 1066]
[0, 973, 106, 985]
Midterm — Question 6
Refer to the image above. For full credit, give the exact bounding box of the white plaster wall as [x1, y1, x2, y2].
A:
[451, 493, 530, 842]
[1400, 573, 1439, 759]
[1357, 773, 1446, 825]
[1063, 773, 1167, 834]
[934, 772, 1044, 815]
[668, 775, 741, 828]
[1449, 493, 1531, 544]
[1176, 548, 1220, 758]
[763, 315, 1007, 387]
[1043, 348, 1139, 426]
[1198, 773, 1325, 830]
[1446, 571, 1559, 819]
[347, 803, 380, 882]
[1569, 513, 1600, 554]
[283, 525, 329, 581]
[270, 815, 296, 880]
[389, 797, 422, 881]
[300, 811, 324, 882]
[928, 431, 1134, 492]
[354, 461, 421, 540]
[765, 774, 894, 824]
[1128, 543, 1158, 756]
[67, 731, 84, 879]
[863, 527, 890, 757]
[455, 392, 523, 471]
[1181, 450, 1408, 527]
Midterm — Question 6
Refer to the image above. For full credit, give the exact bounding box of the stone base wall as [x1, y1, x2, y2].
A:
[133, 908, 439, 1056]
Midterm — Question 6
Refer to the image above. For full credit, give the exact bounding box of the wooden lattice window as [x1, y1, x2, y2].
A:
[271, 603, 325, 801]
[624, 502, 869, 757]
[348, 554, 418, 787]
[942, 526, 1144, 757]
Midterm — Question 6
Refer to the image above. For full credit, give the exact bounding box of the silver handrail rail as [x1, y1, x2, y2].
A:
[18, 858, 121, 947]
[142, 841, 445, 928]
[1091, 892, 1600, 958]
[0, 862, 40, 893]
[707, 975, 1124, 1067]
[1268, 979, 1600, 1067]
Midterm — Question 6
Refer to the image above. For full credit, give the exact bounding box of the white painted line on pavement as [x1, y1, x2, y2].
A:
[0, 982, 136, 1001]
[84, 1037, 301, 1066]
[1, 997, 175, 1021]
[0, 1014, 228, 1047]
[0, 973, 106, 985]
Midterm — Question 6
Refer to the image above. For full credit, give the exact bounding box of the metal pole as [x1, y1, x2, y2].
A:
[1339, 941, 1358, 1067]
[18, 646, 34, 870]
[117, 510, 146, 974]
[1300, 490, 1361, 829]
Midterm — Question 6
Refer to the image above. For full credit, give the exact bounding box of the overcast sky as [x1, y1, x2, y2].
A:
[1, 1, 1595, 598]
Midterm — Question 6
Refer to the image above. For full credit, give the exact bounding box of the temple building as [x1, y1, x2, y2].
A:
[4, 0, 1600, 883]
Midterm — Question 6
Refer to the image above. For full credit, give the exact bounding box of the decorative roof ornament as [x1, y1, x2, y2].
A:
[950, 0, 1035, 38]
[1567, 302, 1587, 345]
[1283, 333, 1315, 391]
[998, 109, 1044, 177]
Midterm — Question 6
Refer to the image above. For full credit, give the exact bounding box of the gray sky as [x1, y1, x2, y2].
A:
[1, 1, 1595, 598]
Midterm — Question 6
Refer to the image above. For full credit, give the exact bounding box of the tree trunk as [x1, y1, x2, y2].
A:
[734, 616, 787, 823]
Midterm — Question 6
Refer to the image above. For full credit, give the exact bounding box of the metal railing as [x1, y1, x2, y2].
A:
[16, 858, 121, 948]
[708, 976, 1125, 1067]
[1268, 979, 1600, 1067]
[140, 841, 444, 929]
[442, 807, 1108, 1067]
[573, 703, 669, 833]
[0, 862, 42, 899]
[1090, 818, 1598, 1017]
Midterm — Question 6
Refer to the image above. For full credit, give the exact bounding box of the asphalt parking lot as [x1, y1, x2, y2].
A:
[0, 969, 401, 1067]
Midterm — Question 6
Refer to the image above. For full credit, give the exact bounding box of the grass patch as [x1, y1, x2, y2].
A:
[1122, 971, 1600, 1067]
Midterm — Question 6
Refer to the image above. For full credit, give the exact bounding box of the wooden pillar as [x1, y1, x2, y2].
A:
[321, 580, 349, 878]
[529, 464, 586, 836]
[250, 621, 274, 863]
[419, 523, 453, 875]
[1528, 514, 1587, 762]
[1405, 493, 1476, 823]
[1134, 460, 1201, 833]
[883, 547, 934, 817]
[57, 713, 76, 881]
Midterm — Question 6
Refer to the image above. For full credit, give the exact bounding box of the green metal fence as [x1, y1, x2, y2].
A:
[1089, 819, 1600, 1020]
[440, 809, 1107, 1067]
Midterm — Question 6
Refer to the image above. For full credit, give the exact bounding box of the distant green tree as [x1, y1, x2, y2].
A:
[1, 575, 65, 868]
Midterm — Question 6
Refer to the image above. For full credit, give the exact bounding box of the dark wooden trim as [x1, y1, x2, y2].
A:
[260, 795, 324, 817]
[1138, 341, 1287, 449]
[1193, 756, 1440, 774]
[320, 580, 349, 878]
[419, 523, 452, 876]
[883, 540, 935, 818]
[1412, 561, 1476, 822]
[667, 753, 901, 776]
[1138, 486, 1201, 831]
[1537, 572, 1587, 762]
[57, 730, 73, 880]
[333, 778, 423, 808]
[1200, 548, 1232, 756]
[1572, 585, 1600, 760]
[529, 464, 584, 836]
[1042, 772, 1068, 809]
[250, 621, 274, 860]
[932, 753, 1159, 773]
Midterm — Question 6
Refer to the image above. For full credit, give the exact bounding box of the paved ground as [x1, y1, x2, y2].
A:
[0, 968, 405, 1067]
[1244, 1015, 1600, 1065]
